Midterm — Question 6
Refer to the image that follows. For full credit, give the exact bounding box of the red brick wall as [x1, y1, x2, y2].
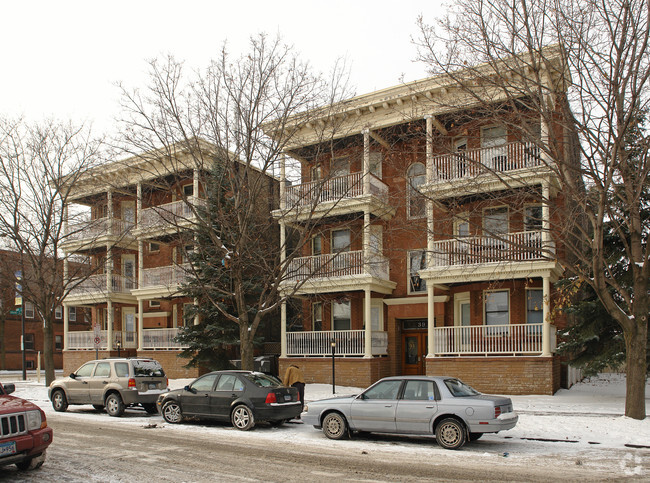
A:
[137, 350, 201, 379]
[279, 357, 392, 388]
[426, 356, 560, 395]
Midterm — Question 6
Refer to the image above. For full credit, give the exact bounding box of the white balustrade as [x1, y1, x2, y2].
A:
[432, 323, 549, 355]
[283, 172, 388, 208]
[66, 330, 137, 350]
[66, 217, 133, 242]
[142, 328, 188, 349]
[68, 274, 137, 296]
[286, 330, 387, 356]
[285, 250, 389, 282]
[140, 197, 205, 228]
[431, 230, 551, 267]
[431, 142, 541, 181]
[142, 264, 190, 288]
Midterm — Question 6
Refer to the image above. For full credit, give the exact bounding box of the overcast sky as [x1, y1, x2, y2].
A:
[1, 1, 445, 137]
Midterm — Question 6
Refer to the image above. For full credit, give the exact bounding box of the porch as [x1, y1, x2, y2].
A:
[63, 217, 134, 249]
[286, 330, 388, 357]
[141, 264, 190, 289]
[66, 328, 188, 351]
[68, 274, 136, 296]
[138, 197, 206, 232]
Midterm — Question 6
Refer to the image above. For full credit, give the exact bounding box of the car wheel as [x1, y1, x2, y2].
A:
[231, 404, 255, 431]
[469, 432, 483, 441]
[51, 389, 68, 412]
[162, 401, 183, 423]
[435, 418, 467, 450]
[105, 393, 125, 417]
[322, 412, 348, 440]
[16, 451, 46, 471]
[92, 405, 104, 412]
[142, 403, 158, 414]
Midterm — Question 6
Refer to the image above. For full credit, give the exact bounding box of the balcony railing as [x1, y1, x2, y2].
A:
[141, 264, 190, 289]
[139, 197, 205, 229]
[142, 328, 187, 349]
[67, 328, 187, 350]
[431, 142, 541, 182]
[67, 330, 137, 350]
[431, 231, 553, 267]
[65, 217, 133, 242]
[285, 250, 389, 282]
[68, 274, 136, 297]
[432, 323, 556, 356]
[283, 172, 388, 209]
[286, 330, 388, 356]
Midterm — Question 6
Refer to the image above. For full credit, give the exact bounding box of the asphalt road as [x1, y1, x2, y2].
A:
[2, 411, 643, 483]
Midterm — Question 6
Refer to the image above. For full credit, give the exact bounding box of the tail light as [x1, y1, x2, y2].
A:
[495, 406, 502, 418]
[166, 378, 169, 389]
[265, 392, 277, 404]
[128, 378, 136, 388]
[297, 391, 300, 401]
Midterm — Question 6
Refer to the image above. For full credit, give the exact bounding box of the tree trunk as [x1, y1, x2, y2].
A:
[43, 317, 55, 385]
[624, 322, 648, 420]
[239, 324, 255, 371]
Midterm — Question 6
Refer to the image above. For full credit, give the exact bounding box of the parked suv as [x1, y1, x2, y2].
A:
[48, 358, 169, 417]
[0, 381, 53, 471]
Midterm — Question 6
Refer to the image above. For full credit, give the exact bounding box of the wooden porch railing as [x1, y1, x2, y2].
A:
[68, 274, 136, 296]
[285, 250, 389, 282]
[286, 330, 388, 356]
[283, 172, 388, 209]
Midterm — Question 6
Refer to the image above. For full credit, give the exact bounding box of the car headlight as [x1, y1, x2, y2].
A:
[26, 410, 43, 430]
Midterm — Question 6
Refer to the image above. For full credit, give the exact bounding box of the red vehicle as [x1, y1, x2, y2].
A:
[0, 381, 52, 471]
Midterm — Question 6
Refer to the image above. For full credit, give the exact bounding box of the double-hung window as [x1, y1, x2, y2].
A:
[409, 250, 427, 293]
[484, 290, 509, 334]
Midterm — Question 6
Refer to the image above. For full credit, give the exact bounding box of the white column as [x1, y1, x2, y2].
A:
[279, 156, 286, 210]
[193, 168, 199, 200]
[425, 115, 433, 182]
[363, 129, 370, 195]
[280, 221, 287, 358]
[427, 285, 435, 359]
[542, 276, 551, 356]
[107, 300, 113, 351]
[107, 190, 113, 234]
[63, 204, 69, 238]
[63, 259, 69, 350]
[426, 114, 436, 359]
[364, 289, 372, 358]
[137, 299, 144, 351]
[193, 298, 200, 325]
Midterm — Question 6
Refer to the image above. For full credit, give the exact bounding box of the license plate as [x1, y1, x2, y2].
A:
[0, 441, 16, 456]
[149, 383, 158, 390]
[284, 394, 291, 401]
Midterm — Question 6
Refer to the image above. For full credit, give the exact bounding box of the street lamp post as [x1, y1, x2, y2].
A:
[330, 338, 336, 394]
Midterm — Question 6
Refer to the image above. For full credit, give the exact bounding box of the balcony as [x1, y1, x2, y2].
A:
[421, 231, 559, 283]
[68, 274, 136, 300]
[432, 323, 556, 356]
[422, 142, 554, 199]
[283, 250, 395, 295]
[137, 197, 206, 236]
[132, 264, 191, 298]
[64, 217, 135, 250]
[142, 328, 187, 350]
[275, 172, 394, 222]
[67, 330, 137, 350]
[286, 330, 388, 357]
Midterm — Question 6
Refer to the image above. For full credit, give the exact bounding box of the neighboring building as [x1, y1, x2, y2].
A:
[271, 47, 574, 395]
[0, 249, 88, 371]
[59, 140, 280, 378]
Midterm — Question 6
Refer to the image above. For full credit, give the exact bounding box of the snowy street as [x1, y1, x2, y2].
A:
[1, 373, 649, 482]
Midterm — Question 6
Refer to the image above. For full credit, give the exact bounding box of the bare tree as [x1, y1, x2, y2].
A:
[415, 0, 649, 418]
[0, 118, 103, 384]
[118, 34, 352, 371]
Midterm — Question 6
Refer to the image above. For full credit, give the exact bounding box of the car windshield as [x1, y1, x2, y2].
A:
[132, 360, 165, 377]
[245, 373, 281, 387]
[444, 378, 481, 397]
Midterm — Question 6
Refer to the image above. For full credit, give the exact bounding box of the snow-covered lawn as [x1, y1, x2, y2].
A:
[2, 371, 649, 476]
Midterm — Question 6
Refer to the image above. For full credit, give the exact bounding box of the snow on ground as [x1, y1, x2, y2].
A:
[1, 371, 649, 472]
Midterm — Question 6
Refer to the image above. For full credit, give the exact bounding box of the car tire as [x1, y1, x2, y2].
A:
[92, 405, 104, 412]
[231, 404, 255, 431]
[51, 389, 68, 412]
[142, 403, 158, 414]
[162, 400, 183, 423]
[469, 432, 483, 441]
[16, 451, 46, 471]
[322, 412, 348, 440]
[435, 418, 467, 450]
[105, 393, 125, 417]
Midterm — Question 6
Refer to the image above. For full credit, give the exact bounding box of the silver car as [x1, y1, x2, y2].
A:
[302, 375, 518, 449]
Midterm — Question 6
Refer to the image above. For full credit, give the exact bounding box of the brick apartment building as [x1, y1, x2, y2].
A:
[270, 47, 575, 395]
[0, 249, 89, 371]
[59, 140, 281, 378]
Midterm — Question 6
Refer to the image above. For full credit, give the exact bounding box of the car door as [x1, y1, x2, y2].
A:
[395, 380, 439, 434]
[349, 379, 402, 432]
[87, 362, 112, 405]
[180, 373, 218, 417]
[66, 362, 95, 404]
[209, 374, 245, 419]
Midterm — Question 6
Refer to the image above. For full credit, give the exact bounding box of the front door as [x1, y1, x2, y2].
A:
[402, 319, 428, 375]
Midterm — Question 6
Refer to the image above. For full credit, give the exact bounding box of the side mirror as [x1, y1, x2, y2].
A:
[184, 385, 196, 393]
[3, 383, 15, 395]
[70, 373, 77, 379]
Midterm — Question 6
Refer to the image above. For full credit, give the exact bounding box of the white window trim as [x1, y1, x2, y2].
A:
[69, 306, 77, 322]
[526, 288, 544, 324]
[24, 302, 35, 319]
[331, 229, 351, 254]
[524, 204, 543, 232]
[483, 205, 509, 235]
[149, 300, 161, 308]
[408, 249, 427, 294]
[312, 302, 323, 331]
[483, 289, 510, 326]
[55, 305, 63, 320]
[331, 299, 351, 331]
